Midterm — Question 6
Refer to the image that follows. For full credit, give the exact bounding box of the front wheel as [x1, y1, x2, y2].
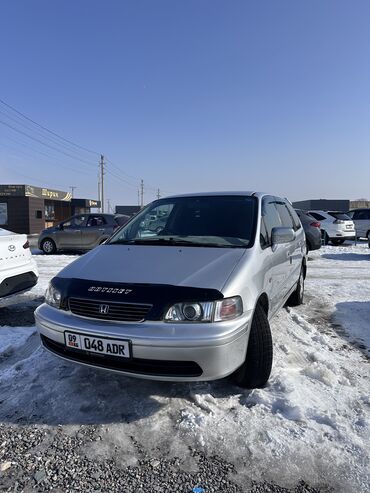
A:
[286, 267, 304, 307]
[41, 238, 56, 255]
[232, 304, 273, 389]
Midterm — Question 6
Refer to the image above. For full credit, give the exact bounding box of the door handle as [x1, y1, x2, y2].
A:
[98, 228, 105, 231]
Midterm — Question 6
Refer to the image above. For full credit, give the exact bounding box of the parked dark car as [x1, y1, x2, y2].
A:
[295, 209, 322, 252]
[38, 213, 130, 254]
[347, 208, 370, 243]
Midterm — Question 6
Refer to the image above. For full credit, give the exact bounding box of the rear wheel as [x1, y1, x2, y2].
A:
[41, 238, 56, 254]
[286, 267, 304, 307]
[368, 231, 370, 248]
[233, 304, 273, 389]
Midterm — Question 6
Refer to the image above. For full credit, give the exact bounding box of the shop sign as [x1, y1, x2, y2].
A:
[25, 185, 72, 201]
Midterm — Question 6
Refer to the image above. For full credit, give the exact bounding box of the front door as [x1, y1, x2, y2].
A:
[58, 215, 87, 249]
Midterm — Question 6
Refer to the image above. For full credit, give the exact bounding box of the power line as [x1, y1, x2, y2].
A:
[0, 139, 92, 177]
[0, 98, 100, 156]
[0, 107, 97, 161]
[0, 119, 97, 168]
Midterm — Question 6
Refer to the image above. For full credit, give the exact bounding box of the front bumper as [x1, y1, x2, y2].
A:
[35, 304, 252, 381]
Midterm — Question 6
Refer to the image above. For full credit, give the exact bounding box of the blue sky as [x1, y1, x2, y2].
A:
[0, 0, 369, 207]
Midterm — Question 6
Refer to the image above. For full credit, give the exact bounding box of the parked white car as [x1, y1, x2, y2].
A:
[0, 228, 38, 302]
[308, 211, 355, 245]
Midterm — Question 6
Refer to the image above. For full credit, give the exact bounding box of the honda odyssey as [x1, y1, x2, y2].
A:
[35, 192, 306, 388]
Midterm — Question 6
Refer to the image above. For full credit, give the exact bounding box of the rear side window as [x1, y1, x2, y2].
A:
[309, 212, 326, 221]
[87, 215, 107, 227]
[327, 212, 351, 221]
[353, 209, 370, 220]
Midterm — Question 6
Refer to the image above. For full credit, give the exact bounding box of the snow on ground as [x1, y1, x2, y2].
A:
[0, 244, 369, 492]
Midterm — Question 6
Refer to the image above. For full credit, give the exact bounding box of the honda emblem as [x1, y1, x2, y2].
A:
[99, 304, 110, 315]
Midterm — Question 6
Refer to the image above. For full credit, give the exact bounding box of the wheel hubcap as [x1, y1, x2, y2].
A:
[44, 241, 53, 253]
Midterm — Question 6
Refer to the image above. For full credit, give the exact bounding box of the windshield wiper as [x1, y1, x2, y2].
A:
[109, 237, 246, 248]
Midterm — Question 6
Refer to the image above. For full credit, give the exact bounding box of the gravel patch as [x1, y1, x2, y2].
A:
[0, 424, 322, 492]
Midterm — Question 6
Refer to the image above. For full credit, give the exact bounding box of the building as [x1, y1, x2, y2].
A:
[0, 184, 100, 234]
[349, 199, 370, 209]
[292, 199, 350, 212]
[115, 205, 141, 216]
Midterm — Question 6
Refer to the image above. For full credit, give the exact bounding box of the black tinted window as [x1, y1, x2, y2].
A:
[327, 212, 351, 221]
[353, 209, 370, 220]
[309, 212, 326, 221]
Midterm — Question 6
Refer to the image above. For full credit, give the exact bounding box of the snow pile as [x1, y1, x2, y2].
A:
[0, 245, 369, 491]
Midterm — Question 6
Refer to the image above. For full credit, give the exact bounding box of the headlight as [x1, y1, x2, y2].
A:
[164, 296, 242, 323]
[45, 283, 62, 308]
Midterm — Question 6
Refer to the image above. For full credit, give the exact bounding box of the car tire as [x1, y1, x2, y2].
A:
[41, 238, 57, 255]
[331, 239, 345, 246]
[286, 267, 304, 307]
[368, 232, 370, 248]
[322, 231, 329, 245]
[232, 304, 273, 389]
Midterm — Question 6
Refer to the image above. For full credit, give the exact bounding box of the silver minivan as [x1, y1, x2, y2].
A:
[35, 192, 306, 388]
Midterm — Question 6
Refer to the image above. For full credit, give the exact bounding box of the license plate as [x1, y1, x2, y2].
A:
[64, 331, 131, 358]
[346, 225, 353, 230]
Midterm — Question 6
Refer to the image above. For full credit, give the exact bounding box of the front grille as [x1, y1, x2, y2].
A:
[68, 298, 152, 322]
[41, 335, 202, 377]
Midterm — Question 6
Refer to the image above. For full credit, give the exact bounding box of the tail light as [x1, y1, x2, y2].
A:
[310, 221, 321, 229]
[23, 241, 30, 249]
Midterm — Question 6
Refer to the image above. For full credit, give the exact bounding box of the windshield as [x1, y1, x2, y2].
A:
[108, 195, 258, 248]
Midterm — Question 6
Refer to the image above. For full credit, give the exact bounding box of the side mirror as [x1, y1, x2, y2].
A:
[58, 223, 64, 230]
[271, 227, 295, 245]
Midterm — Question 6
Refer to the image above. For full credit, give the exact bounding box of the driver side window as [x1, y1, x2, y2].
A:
[62, 215, 86, 229]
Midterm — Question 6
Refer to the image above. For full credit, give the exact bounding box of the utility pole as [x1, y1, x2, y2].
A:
[69, 186, 77, 198]
[140, 179, 144, 208]
[137, 189, 140, 206]
[97, 170, 101, 213]
[100, 154, 105, 213]
[156, 188, 160, 200]
[107, 198, 111, 213]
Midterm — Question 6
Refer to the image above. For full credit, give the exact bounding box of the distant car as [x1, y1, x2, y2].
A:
[347, 209, 370, 243]
[308, 210, 355, 245]
[38, 213, 130, 254]
[295, 210, 321, 252]
[0, 228, 38, 301]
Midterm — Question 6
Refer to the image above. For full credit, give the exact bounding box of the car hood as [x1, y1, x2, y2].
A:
[57, 244, 246, 291]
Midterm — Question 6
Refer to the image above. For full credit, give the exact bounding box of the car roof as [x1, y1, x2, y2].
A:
[165, 191, 256, 199]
